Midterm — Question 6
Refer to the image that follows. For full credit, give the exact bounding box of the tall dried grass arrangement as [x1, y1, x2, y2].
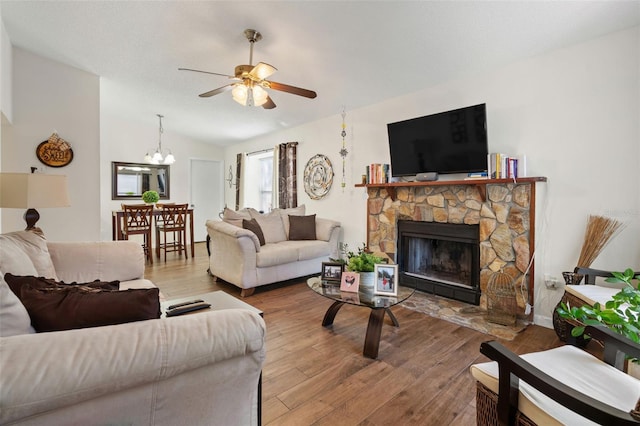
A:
[576, 215, 625, 267]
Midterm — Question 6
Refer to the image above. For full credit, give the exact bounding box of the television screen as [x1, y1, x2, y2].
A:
[387, 103, 488, 176]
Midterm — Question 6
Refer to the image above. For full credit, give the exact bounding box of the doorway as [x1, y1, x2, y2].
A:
[190, 159, 223, 242]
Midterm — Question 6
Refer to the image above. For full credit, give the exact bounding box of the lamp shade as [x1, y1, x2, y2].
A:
[0, 173, 70, 208]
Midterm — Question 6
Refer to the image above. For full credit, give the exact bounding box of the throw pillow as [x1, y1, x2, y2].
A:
[243, 219, 266, 246]
[250, 210, 287, 243]
[276, 205, 306, 238]
[0, 277, 34, 337]
[222, 207, 252, 228]
[4, 273, 119, 297]
[0, 230, 57, 280]
[288, 214, 317, 240]
[8, 280, 160, 332]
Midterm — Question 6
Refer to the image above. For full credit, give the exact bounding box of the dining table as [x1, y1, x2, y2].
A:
[111, 207, 195, 258]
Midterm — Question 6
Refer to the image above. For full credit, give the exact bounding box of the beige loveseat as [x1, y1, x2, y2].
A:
[0, 230, 266, 425]
[207, 206, 341, 297]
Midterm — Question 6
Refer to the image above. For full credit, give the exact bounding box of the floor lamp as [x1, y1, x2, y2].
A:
[0, 173, 70, 231]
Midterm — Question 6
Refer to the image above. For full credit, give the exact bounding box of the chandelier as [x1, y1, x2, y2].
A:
[144, 114, 175, 164]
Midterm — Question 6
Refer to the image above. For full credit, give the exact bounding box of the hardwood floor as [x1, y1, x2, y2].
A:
[145, 243, 563, 425]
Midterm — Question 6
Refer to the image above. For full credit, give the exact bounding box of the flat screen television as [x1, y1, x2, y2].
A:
[387, 103, 488, 177]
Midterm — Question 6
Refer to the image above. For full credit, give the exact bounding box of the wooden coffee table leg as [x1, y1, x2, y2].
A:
[363, 309, 386, 359]
[322, 301, 344, 326]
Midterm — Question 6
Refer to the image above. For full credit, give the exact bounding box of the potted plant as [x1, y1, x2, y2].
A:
[557, 268, 639, 379]
[332, 243, 384, 288]
[142, 190, 160, 205]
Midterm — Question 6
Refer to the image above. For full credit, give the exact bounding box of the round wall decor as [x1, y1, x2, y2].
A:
[36, 133, 73, 167]
[303, 154, 334, 200]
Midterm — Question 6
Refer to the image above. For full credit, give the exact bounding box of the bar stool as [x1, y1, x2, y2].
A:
[155, 203, 189, 261]
[121, 204, 154, 263]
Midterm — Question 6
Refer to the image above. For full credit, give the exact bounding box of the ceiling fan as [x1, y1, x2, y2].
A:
[179, 29, 317, 109]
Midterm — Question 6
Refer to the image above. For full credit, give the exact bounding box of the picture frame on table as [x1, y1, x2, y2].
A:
[321, 262, 344, 281]
[374, 264, 398, 296]
[340, 271, 360, 293]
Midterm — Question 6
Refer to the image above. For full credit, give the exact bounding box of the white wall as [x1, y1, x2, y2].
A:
[224, 26, 640, 327]
[99, 111, 225, 241]
[0, 16, 12, 227]
[1, 18, 12, 124]
[2, 48, 101, 240]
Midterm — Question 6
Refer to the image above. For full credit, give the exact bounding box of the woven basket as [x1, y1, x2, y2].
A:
[476, 381, 537, 426]
[486, 270, 517, 326]
[551, 290, 590, 347]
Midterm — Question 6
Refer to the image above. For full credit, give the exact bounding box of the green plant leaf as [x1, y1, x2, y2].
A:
[571, 326, 585, 337]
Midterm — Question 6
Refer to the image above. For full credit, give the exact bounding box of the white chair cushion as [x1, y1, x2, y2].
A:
[470, 345, 640, 425]
[565, 284, 620, 307]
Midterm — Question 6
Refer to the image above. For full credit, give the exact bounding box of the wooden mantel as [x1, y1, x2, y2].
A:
[355, 177, 547, 202]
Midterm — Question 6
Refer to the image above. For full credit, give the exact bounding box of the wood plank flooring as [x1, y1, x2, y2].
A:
[145, 244, 563, 425]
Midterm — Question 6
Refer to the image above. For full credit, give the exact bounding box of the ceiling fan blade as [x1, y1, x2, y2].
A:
[178, 67, 235, 79]
[265, 81, 317, 99]
[262, 96, 276, 110]
[199, 84, 233, 98]
[249, 62, 277, 80]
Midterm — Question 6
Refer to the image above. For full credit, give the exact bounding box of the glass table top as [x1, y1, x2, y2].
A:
[307, 276, 415, 309]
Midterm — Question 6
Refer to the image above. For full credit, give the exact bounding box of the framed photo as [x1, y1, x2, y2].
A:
[340, 271, 360, 293]
[374, 264, 398, 296]
[321, 262, 344, 281]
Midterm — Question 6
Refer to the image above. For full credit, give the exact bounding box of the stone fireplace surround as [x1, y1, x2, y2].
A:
[364, 179, 542, 312]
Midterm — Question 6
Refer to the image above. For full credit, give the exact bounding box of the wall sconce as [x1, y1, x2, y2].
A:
[225, 165, 236, 188]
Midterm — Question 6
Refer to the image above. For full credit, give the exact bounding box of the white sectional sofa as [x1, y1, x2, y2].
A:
[206, 206, 341, 297]
[0, 230, 266, 425]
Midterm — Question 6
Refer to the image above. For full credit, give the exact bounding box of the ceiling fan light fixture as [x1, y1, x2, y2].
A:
[232, 83, 268, 107]
[232, 84, 248, 105]
[252, 85, 268, 106]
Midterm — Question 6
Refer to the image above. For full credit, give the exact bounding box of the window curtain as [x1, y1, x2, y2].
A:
[235, 152, 246, 210]
[275, 142, 298, 209]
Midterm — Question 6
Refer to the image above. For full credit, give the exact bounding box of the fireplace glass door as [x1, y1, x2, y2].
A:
[397, 220, 480, 304]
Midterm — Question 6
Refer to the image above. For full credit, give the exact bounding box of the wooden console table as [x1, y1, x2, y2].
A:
[355, 177, 547, 202]
[112, 208, 195, 258]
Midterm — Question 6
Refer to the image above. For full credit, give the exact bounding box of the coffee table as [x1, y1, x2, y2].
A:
[307, 277, 415, 359]
[161, 291, 263, 317]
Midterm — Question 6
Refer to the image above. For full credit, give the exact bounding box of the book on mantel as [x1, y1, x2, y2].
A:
[365, 163, 390, 184]
[487, 153, 527, 179]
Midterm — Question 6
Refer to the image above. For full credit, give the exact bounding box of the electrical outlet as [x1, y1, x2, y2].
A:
[544, 275, 559, 289]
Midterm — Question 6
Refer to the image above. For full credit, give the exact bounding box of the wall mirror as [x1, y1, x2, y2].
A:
[111, 161, 170, 200]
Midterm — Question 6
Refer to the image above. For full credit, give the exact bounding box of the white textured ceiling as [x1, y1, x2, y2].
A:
[1, 1, 638, 146]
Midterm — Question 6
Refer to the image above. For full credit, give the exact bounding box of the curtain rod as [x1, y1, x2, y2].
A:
[246, 148, 274, 156]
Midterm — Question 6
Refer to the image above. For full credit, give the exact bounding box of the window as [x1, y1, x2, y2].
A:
[258, 156, 273, 212]
[243, 150, 274, 212]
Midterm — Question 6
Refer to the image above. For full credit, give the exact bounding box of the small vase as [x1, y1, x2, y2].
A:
[359, 272, 375, 289]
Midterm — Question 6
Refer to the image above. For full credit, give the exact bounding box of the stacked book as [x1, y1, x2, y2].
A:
[365, 163, 390, 184]
[487, 153, 527, 179]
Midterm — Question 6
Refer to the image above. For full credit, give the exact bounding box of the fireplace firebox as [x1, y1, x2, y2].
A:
[397, 220, 480, 305]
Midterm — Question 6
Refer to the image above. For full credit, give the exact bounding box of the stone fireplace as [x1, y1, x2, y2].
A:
[365, 181, 540, 310]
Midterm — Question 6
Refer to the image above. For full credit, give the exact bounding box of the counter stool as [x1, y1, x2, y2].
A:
[155, 203, 188, 261]
[121, 204, 154, 263]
